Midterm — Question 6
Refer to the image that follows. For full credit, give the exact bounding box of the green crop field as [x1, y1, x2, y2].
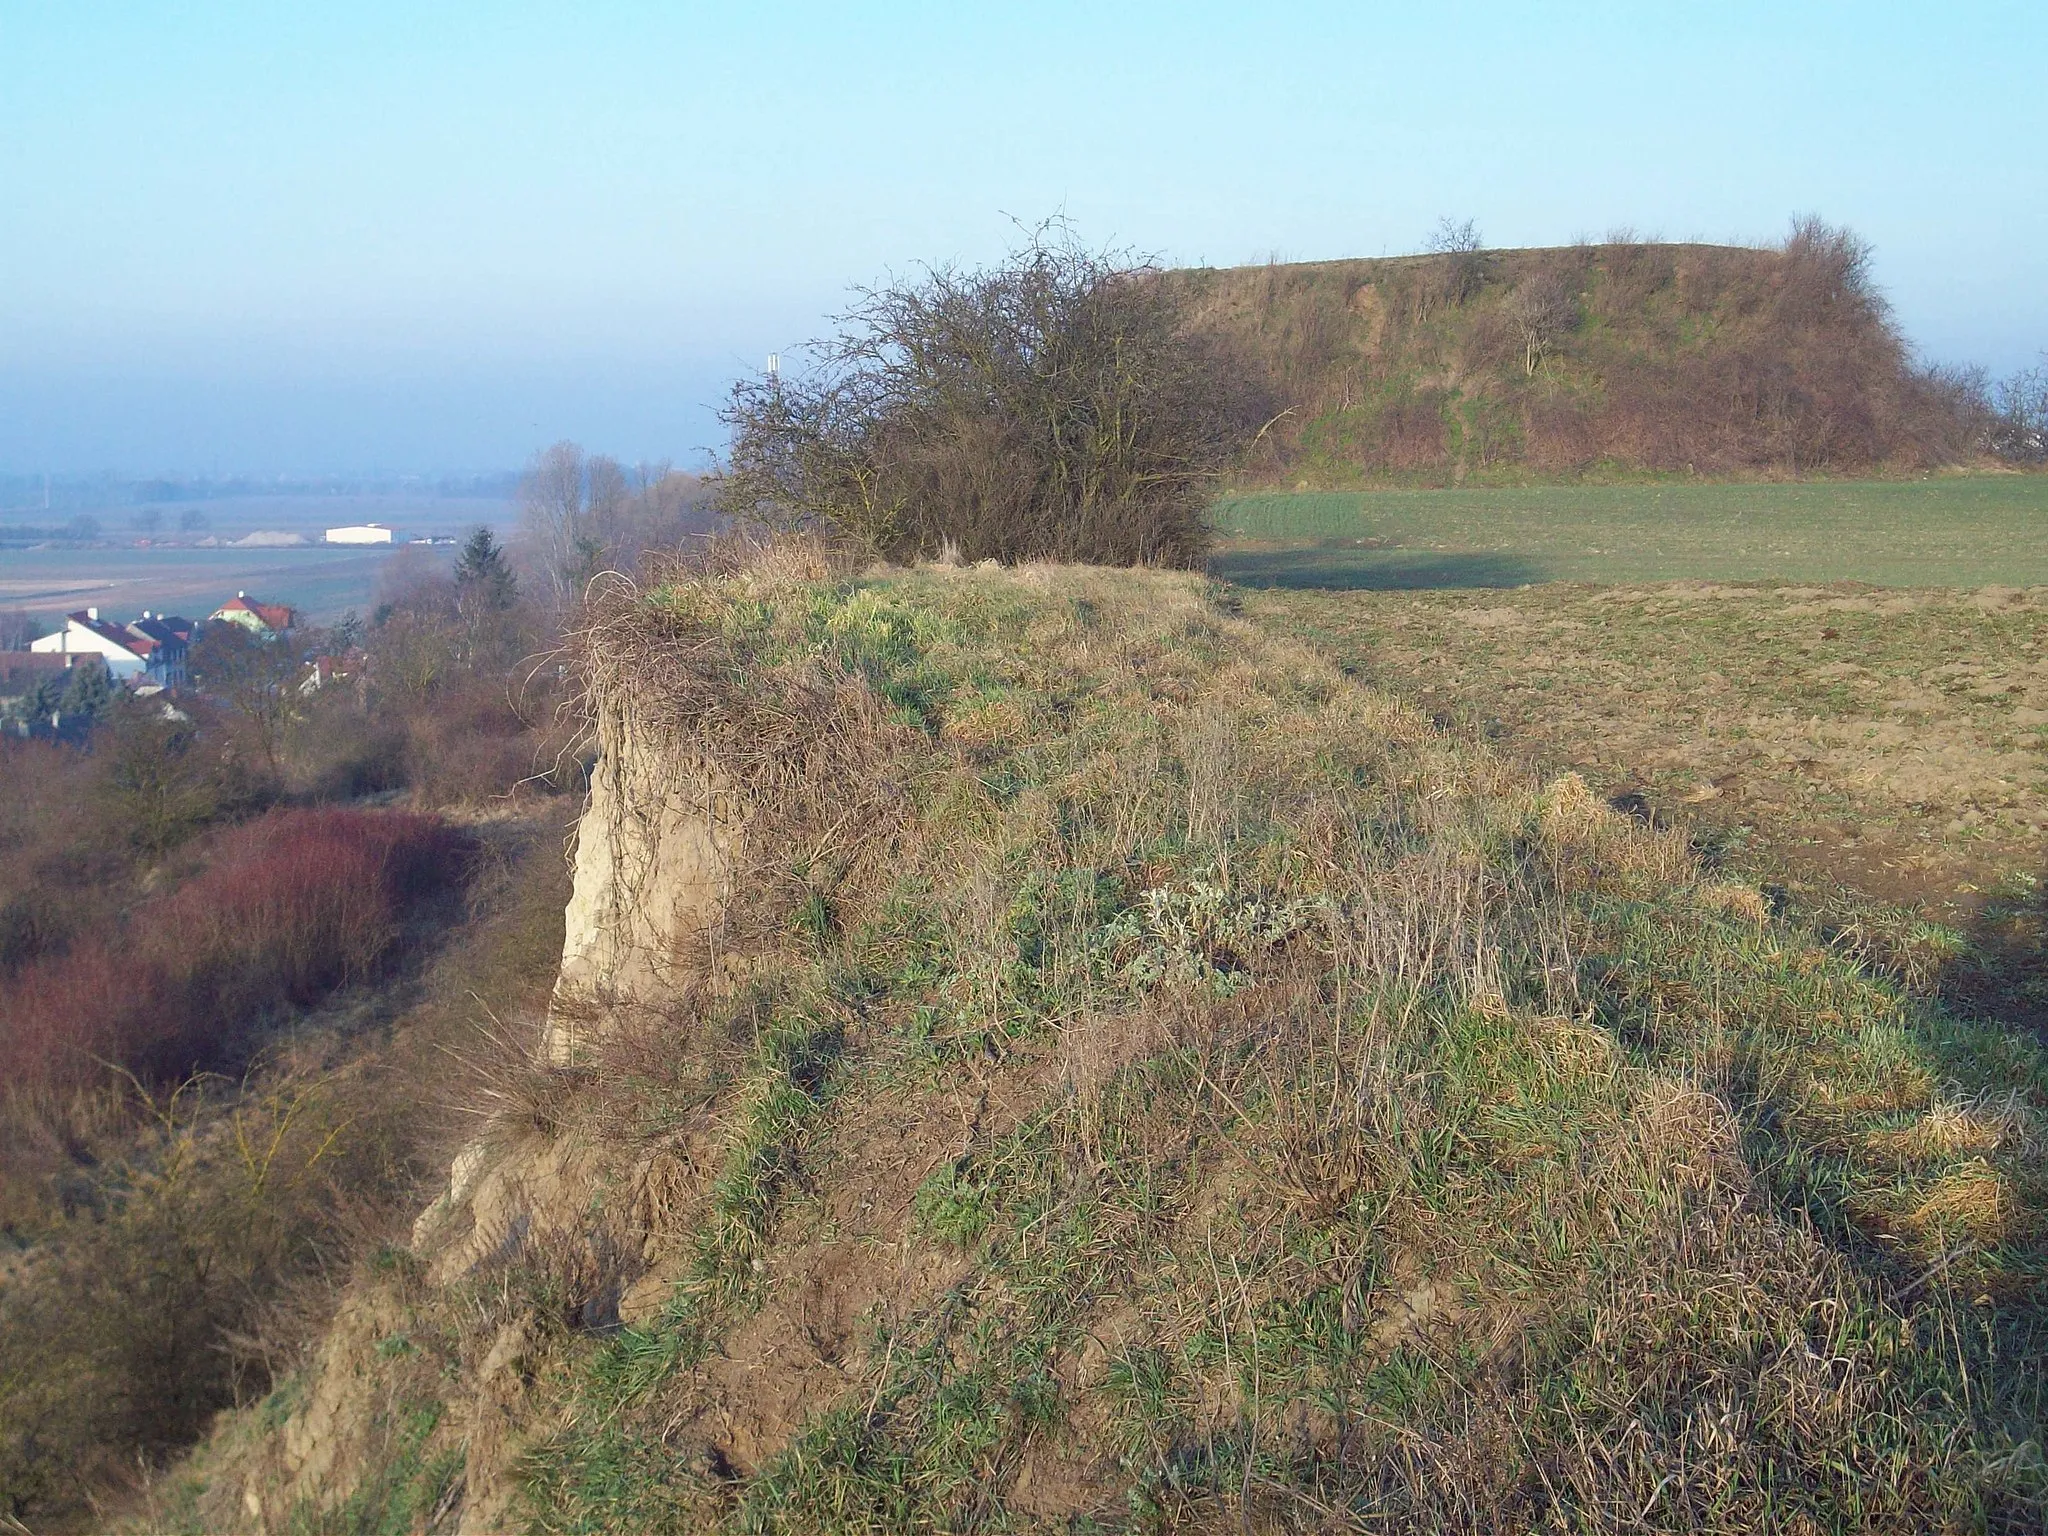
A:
[1209, 475, 2048, 588]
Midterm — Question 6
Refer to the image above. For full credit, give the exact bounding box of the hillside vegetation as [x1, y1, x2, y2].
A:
[1175, 223, 1981, 483]
[143, 548, 2048, 1534]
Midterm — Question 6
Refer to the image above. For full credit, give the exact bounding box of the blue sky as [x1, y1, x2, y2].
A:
[2, 1, 2043, 475]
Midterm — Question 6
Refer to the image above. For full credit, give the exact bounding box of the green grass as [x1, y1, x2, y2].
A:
[529, 565, 2048, 1530]
[1209, 477, 2048, 588]
[150, 558, 2048, 1535]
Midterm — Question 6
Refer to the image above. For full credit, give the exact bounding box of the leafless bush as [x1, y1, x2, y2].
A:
[1902, 362, 1994, 464]
[1990, 363, 2048, 463]
[1776, 215, 1883, 326]
[1506, 270, 1578, 375]
[718, 225, 1267, 567]
[1423, 216, 1493, 312]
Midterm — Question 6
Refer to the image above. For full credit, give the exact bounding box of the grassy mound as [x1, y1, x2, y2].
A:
[1174, 237, 1976, 484]
[152, 556, 2046, 1534]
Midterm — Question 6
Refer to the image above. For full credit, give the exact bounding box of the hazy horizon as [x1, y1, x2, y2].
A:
[5, 1, 2044, 479]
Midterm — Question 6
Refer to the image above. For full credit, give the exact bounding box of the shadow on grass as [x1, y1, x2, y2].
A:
[1947, 870, 2048, 1038]
[1209, 544, 1545, 591]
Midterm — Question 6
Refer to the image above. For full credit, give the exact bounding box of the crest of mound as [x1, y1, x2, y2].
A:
[171, 545, 2048, 1536]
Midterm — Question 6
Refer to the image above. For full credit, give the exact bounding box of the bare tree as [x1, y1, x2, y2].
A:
[518, 441, 594, 613]
[585, 455, 629, 532]
[1427, 216, 1482, 255]
[593, 462, 716, 572]
[1424, 217, 1492, 310]
[1506, 272, 1578, 376]
[189, 622, 304, 775]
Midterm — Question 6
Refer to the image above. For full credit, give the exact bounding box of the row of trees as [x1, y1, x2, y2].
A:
[517, 448, 715, 609]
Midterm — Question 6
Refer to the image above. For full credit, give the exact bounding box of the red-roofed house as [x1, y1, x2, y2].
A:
[208, 591, 297, 638]
[29, 607, 193, 686]
[298, 647, 366, 695]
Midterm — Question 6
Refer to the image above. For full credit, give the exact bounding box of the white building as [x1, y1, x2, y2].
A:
[325, 522, 395, 545]
[29, 608, 193, 686]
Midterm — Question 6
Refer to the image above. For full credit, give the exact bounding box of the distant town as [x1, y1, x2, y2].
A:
[0, 586, 358, 737]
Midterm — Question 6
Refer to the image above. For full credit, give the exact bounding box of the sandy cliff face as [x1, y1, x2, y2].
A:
[541, 697, 739, 1064]
[231, 698, 745, 1534]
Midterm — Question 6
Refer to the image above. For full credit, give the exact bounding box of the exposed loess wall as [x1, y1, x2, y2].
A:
[542, 694, 740, 1064]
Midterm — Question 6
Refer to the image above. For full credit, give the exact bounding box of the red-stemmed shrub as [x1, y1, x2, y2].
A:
[0, 808, 469, 1090]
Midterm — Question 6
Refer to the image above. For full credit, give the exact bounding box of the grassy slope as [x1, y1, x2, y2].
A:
[1174, 240, 1955, 485]
[1238, 580, 2048, 1022]
[149, 561, 2048, 1534]
[1209, 478, 2048, 589]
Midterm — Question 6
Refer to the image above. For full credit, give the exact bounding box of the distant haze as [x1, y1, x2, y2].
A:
[3, 1, 2043, 477]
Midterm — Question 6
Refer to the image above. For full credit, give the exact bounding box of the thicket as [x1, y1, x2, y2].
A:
[718, 228, 1268, 566]
[0, 807, 467, 1095]
[1179, 218, 2014, 482]
[0, 816, 572, 1521]
[0, 522, 594, 1523]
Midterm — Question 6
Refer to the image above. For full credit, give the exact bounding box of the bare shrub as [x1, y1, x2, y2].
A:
[1506, 270, 1578, 375]
[1904, 361, 1995, 464]
[1990, 363, 2048, 463]
[718, 225, 1267, 567]
[401, 677, 544, 806]
[1422, 216, 1492, 314]
[94, 694, 246, 857]
[0, 808, 469, 1093]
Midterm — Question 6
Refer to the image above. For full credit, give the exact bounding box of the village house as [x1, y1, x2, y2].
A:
[29, 607, 194, 687]
[298, 647, 366, 694]
[207, 592, 296, 638]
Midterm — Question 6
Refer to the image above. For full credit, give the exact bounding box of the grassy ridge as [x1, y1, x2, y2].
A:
[148, 558, 2048, 1534]
[1175, 237, 1973, 484]
[1209, 477, 2048, 588]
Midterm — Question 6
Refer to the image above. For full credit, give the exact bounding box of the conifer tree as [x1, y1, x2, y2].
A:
[454, 526, 517, 610]
[58, 658, 117, 720]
